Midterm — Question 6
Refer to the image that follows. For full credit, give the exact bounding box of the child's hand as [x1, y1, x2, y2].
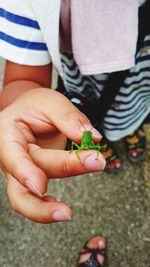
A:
[0, 89, 105, 223]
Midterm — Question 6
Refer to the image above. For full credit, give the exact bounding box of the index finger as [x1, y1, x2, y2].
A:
[11, 89, 102, 143]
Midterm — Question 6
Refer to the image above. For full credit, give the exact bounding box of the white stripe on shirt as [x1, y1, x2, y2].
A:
[0, 1, 51, 65]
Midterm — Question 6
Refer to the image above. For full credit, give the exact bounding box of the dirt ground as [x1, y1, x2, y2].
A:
[0, 58, 150, 267]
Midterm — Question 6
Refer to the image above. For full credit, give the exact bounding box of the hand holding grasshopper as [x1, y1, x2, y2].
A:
[0, 89, 106, 223]
[71, 120, 106, 164]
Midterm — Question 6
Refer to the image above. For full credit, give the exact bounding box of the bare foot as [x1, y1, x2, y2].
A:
[78, 235, 107, 266]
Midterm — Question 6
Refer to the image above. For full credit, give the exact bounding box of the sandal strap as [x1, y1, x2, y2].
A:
[106, 154, 117, 164]
[78, 246, 107, 267]
[80, 246, 107, 257]
[128, 143, 145, 151]
[125, 132, 146, 151]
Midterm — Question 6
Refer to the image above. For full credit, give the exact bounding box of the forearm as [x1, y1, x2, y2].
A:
[0, 80, 48, 109]
[0, 61, 52, 109]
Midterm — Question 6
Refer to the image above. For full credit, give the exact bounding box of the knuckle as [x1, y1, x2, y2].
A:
[61, 156, 73, 177]
[63, 110, 88, 125]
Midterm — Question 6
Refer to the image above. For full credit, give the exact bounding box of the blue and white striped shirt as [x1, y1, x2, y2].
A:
[0, 1, 51, 65]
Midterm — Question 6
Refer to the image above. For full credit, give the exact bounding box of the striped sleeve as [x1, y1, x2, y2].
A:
[0, 0, 51, 65]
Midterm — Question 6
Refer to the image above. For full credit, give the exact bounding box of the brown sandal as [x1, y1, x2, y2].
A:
[124, 125, 147, 163]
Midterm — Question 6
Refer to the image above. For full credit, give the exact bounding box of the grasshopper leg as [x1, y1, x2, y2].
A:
[75, 149, 84, 165]
[71, 141, 80, 151]
[71, 142, 84, 165]
[69, 141, 80, 154]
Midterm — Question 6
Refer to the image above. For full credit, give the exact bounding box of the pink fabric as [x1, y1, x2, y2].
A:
[60, 0, 139, 75]
[60, 0, 72, 53]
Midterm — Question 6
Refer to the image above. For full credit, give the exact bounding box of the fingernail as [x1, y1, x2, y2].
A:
[52, 209, 72, 221]
[79, 124, 102, 138]
[83, 153, 106, 171]
[25, 179, 43, 197]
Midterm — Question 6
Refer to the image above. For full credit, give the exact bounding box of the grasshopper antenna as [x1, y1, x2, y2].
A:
[90, 122, 98, 132]
[79, 119, 98, 133]
[79, 119, 87, 131]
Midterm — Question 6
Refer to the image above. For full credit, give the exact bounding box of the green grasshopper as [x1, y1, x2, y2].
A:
[71, 120, 106, 164]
